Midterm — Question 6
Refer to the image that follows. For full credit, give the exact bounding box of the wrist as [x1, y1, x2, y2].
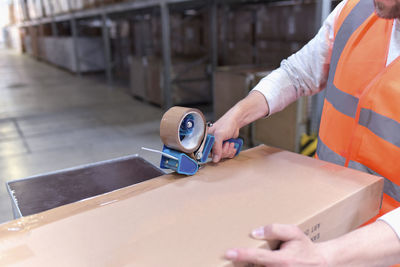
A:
[315, 242, 335, 267]
[235, 91, 270, 128]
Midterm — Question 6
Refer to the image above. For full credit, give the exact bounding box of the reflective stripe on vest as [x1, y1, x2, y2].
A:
[317, 138, 400, 203]
[323, 0, 373, 118]
[316, 0, 400, 202]
[359, 108, 400, 148]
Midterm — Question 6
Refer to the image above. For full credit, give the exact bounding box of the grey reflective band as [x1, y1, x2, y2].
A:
[316, 137, 346, 166]
[318, 139, 400, 203]
[348, 160, 369, 172]
[384, 178, 400, 203]
[327, 0, 375, 85]
[349, 160, 400, 202]
[323, 0, 374, 118]
[359, 108, 400, 148]
[325, 84, 359, 118]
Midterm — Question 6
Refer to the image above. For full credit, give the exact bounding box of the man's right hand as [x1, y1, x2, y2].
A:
[209, 91, 270, 163]
[208, 111, 240, 163]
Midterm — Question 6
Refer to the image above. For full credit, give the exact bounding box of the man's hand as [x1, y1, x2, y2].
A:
[224, 224, 328, 267]
[209, 91, 270, 163]
[224, 221, 400, 267]
[208, 113, 240, 163]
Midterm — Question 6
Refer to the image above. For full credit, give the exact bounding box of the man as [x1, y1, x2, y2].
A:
[209, 0, 400, 265]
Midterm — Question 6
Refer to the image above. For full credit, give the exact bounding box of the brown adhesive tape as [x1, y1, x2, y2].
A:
[160, 106, 206, 153]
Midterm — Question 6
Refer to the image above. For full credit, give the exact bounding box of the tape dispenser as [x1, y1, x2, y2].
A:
[143, 106, 243, 175]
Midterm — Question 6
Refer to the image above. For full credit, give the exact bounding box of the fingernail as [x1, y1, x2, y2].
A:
[213, 155, 219, 162]
[225, 250, 238, 260]
[251, 227, 265, 239]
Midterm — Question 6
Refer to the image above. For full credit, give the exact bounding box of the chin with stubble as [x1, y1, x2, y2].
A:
[374, 0, 400, 19]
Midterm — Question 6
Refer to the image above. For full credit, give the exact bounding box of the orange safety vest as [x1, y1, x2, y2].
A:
[316, 0, 400, 221]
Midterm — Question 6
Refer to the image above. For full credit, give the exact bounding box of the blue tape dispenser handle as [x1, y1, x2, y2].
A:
[223, 138, 243, 156]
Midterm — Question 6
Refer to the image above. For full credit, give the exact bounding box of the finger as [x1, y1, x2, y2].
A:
[211, 129, 224, 163]
[222, 142, 231, 158]
[212, 140, 223, 162]
[228, 142, 237, 158]
[251, 224, 304, 242]
[225, 248, 282, 265]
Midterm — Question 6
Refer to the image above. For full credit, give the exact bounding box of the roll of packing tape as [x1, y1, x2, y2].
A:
[160, 106, 206, 154]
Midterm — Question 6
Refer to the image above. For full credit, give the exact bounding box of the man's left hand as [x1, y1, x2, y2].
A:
[224, 224, 328, 267]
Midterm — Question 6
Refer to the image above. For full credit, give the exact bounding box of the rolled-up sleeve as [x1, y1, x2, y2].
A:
[252, 0, 347, 115]
[378, 208, 400, 240]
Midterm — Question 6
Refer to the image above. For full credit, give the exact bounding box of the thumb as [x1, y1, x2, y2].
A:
[251, 224, 304, 242]
[210, 125, 223, 162]
[212, 138, 223, 163]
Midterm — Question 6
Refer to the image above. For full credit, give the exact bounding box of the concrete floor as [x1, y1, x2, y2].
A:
[0, 48, 170, 224]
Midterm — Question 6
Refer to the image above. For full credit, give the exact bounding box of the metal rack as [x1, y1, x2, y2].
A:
[18, 0, 332, 111]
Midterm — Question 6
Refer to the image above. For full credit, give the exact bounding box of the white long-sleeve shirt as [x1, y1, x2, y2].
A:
[252, 0, 400, 238]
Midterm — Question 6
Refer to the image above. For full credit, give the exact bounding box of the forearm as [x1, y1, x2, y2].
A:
[318, 221, 400, 267]
[225, 91, 270, 129]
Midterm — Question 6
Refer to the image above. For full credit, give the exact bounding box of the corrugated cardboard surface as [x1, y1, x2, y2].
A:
[0, 145, 383, 267]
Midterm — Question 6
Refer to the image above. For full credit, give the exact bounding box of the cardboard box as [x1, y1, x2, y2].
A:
[111, 22, 131, 81]
[42, 37, 105, 72]
[256, 40, 305, 66]
[169, 12, 209, 57]
[130, 55, 211, 106]
[129, 56, 147, 99]
[147, 56, 211, 106]
[8, 3, 17, 25]
[226, 9, 254, 42]
[222, 41, 254, 66]
[133, 15, 157, 57]
[0, 145, 383, 266]
[256, 3, 316, 42]
[42, 0, 52, 17]
[4, 25, 22, 52]
[32, 27, 39, 58]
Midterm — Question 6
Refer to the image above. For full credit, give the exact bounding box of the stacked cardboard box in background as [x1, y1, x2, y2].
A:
[219, 8, 255, 66]
[8, 3, 17, 25]
[256, 2, 316, 65]
[3, 26, 23, 52]
[16, 0, 31, 21]
[129, 10, 211, 106]
[110, 14, 162, 85]
[170, 12, 209, 58]
[27, 0, 120, 19]
[23, 26, 39, 57]
[218, 2, 317, 67]
[39, 0, 113, 16]
[132, 14, 161, 59]
[256, 3, 316, 42]
[43, 37, 105, 72]
[130, 55, 211, 106]
[111, 20, 132, 82]
[26, 0, 44, 19]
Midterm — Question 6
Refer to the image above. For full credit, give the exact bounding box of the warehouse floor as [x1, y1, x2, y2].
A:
[0, 48, 169, 224]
